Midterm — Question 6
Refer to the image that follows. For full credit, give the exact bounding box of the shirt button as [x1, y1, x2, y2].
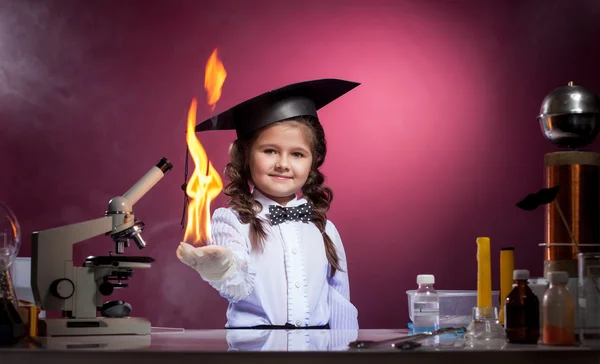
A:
[295, 282, 301, 288]
[292, 248, 298, 254]
[295, 320, 302, 327]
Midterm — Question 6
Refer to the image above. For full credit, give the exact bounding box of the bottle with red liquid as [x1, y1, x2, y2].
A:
[504, 269, 540, 344]
[542, 271, 575, 346]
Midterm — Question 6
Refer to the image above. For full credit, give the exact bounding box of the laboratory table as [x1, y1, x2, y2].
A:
[1, 328, 599, 364]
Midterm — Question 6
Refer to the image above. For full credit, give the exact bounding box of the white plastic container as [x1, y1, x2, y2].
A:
[406, 290, 500, 327]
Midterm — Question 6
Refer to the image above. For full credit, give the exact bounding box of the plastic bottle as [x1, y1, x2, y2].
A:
[504, 269, 540, 344]
[542, 271, 575, 346]
[413, 274, 439, 333]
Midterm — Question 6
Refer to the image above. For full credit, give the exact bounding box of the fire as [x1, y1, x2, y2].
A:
[204, 48, 227, 112]
[183, 48, 226, 245]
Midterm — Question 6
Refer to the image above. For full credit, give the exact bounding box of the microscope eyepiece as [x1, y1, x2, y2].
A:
[156, 157, 173, 174]
[122, 157, 173, 207]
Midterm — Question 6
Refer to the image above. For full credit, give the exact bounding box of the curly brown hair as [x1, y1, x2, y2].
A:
[223, 116, 342, 278]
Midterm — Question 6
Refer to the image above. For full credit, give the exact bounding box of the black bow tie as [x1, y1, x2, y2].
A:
[268, 203, 313, 226]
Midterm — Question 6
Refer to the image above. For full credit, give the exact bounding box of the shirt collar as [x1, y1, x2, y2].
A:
[252, 188, 308, 219]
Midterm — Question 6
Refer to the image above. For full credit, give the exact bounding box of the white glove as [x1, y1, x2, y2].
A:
[176, 242, 236, 281]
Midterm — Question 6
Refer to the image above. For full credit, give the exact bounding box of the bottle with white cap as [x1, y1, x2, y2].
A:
[413, 274, 439, 333]
[504, 269, 540, 344]
[542, 271, 575, 346]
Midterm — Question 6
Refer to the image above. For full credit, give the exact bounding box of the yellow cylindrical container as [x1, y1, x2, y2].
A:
[477, 237, 492, 308]
[499, 247, 515, 325]
[28, 305, 39, 338]
[17, 300, 39, 338]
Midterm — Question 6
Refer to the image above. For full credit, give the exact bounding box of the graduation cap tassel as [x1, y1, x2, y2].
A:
[180, 145, 190, 230]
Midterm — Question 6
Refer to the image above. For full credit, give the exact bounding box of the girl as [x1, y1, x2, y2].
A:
[177, 78, 360, 330]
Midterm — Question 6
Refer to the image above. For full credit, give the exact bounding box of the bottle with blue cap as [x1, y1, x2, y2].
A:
[413, 274, 440, 333]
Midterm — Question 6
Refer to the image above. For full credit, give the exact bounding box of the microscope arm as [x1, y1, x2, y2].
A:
[31, 216, 113, 312]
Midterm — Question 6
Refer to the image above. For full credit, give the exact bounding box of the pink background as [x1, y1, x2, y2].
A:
[3, 0, 600, 329]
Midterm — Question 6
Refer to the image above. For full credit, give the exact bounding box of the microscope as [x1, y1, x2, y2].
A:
[31, 157, 173, 337]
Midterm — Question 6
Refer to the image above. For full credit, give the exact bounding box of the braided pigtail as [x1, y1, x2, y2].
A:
[223, 139, 268, 251]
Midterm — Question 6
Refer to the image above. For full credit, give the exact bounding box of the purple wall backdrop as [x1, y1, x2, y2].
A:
[2, 0, 600, 329]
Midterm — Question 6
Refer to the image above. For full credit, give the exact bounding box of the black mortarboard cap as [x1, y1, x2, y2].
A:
[195, 78, 360, 139]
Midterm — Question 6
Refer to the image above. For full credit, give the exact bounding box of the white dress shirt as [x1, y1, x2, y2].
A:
[203, 189, 359, 330]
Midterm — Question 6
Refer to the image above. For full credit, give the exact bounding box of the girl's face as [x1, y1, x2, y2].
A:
[249, 121, 313, 206]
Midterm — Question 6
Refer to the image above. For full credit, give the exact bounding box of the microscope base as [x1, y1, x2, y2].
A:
[39, 333, 152, 350]
[39, 317, 151, 337]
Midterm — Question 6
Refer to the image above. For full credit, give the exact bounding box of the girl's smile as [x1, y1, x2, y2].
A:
[269, 174, 293, 180]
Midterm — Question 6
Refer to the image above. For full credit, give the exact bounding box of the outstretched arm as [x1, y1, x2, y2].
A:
[177, 208, 257, 303]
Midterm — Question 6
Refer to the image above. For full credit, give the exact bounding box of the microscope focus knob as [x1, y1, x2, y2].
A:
[99, 281, 114, 296]
[50, 278, 75, 299]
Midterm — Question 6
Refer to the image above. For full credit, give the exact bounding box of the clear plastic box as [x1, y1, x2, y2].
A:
[406, 290, 500, 327]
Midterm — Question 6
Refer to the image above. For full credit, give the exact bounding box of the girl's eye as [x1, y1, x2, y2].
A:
[292, 152, 304, 158]
[264, 149, 276, 154]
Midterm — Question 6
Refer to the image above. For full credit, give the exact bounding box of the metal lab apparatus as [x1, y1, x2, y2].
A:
[538, 82, 600, 338]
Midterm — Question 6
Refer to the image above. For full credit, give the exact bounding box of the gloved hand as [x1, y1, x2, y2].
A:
[176, 242, 236, 281]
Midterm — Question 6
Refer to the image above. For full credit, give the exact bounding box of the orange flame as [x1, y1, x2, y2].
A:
[204, 48, 227, 112]
[183, 48, 226, 245]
